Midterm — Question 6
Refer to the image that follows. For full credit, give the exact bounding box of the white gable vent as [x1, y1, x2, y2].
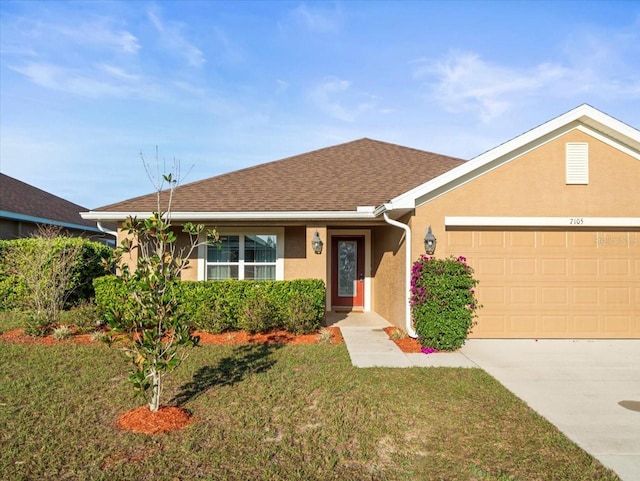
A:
[566, 142, 589, 184]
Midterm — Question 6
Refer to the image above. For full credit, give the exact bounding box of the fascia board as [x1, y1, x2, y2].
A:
[1, 210, 102, 233]
[387, 104, 640, 211]
[81, 210, 379, 222]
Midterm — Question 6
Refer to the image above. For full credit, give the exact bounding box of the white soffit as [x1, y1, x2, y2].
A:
[445, 216, 640, 228]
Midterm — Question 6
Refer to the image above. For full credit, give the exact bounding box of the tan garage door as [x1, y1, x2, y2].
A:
[447, 229, 640, 338]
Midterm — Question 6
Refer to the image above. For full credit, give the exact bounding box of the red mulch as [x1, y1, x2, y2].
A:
[116, 405, 193, 434]
[0, 327, 343, 346]
[383, 326, 423, 353]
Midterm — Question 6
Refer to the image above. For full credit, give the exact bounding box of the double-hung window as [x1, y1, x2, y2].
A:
[206, 234, 278, 280]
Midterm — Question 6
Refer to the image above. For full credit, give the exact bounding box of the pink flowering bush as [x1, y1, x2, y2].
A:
[410, 255, 481, 351]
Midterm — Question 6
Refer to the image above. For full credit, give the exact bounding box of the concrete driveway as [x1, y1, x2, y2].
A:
[460, 339, 640, 481]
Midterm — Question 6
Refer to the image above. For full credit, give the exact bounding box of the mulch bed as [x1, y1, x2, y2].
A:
[0, 327, 343, 346]
[116, 405, 194, 434]
[383, 326, 424, 353]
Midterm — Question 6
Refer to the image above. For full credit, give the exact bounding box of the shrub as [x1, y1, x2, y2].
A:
[410, 255, 481, 351]
[283, 292, 321, 334]
[237, 291, 277, 334]
[59, 300, 101, 333]
[52, 325, 72, 340]
[24, 311, 51, 337]
[94, 276, 326, 335]
[0, 235, 112, 314]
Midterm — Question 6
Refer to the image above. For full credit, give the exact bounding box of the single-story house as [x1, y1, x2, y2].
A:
[1, 173, 115, 245]
[82, 104, 640, 338]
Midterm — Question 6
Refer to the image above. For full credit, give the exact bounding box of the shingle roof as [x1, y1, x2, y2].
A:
[95, 138, 465, 213]
[0, 173, 98, 230]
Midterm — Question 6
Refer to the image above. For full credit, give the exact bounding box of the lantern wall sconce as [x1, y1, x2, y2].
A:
[311, 231, 324, 254]
[424, 226, 437, 255]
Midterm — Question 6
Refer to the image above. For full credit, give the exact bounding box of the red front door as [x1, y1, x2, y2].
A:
[331, 236, 364, 309]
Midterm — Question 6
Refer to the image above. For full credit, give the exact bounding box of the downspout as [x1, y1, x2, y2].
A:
[97, 221, 118, 239]
[382, 212, 417, 338]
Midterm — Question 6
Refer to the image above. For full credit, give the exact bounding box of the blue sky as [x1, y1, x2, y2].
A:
[1, 0, 639, 209]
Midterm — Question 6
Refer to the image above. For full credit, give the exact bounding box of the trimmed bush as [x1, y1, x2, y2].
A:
[0, 237, 112, 311]
[283, 292, 322, 334]
[410, 255, 481, 351]
[93, 277, 326, 334]
[237, 291, 277, 334]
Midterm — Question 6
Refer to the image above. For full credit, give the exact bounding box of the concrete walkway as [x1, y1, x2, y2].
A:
[328, 311, 640, 481]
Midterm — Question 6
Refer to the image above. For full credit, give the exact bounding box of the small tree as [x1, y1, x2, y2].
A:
[410, 255, 481, 351]
[105, 152, 218, 412]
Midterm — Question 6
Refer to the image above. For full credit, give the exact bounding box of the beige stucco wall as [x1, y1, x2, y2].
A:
[371, 220, 410, 329]
[413, 129, 640, 338]
[284, 225, 328, 283]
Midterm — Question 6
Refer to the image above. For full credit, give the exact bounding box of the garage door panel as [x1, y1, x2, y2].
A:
[541, 258, 567, 275]
[572, 287, 599, 304]
[478, 231, 505, 247]
[509, 258, 536, 276]
[572, 258, 598, 276]
[458, 228, 640, 339]
[540, 231, 567, 247]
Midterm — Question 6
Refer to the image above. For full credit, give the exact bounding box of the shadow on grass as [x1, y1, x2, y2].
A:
[171, 343, 282, 407]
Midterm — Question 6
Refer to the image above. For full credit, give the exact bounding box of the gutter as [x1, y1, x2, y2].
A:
[382, 211, 417, 338]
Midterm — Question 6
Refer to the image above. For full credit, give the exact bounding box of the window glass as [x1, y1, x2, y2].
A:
[244, 265, 276, 281]
[208, 235, 239, 262]
[245, 235, 276, 262]
[207, 265, 239, 280]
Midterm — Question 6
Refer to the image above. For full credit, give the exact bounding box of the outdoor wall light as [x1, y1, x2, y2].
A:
[424, 226, 437, 255]
[311, 231, 324, 254]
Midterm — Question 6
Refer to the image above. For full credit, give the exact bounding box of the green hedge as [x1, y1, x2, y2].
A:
[94, 277, 326, 334]
[0, 238, 113, 311]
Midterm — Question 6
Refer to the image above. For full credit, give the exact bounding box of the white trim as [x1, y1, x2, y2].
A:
[445, 216, 640, 228]
[81, 210, 378, 222]
[327, 229, 372, 312]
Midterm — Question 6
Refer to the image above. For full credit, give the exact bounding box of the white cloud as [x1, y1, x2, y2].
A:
[414, 51, 569, 123]
[9, 62, 166, 100]
[147, 8, 205, 68]
[291, 3, 343, 33]
[308, 78, 376, 122]
[415, 21, 640, 124]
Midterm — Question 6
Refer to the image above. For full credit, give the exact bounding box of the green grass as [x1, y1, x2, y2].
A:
[0, 337, 619, 480]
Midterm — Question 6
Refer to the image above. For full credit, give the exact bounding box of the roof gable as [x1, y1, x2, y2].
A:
[92, 138, 464, 217]
[386, 104, 640, 212]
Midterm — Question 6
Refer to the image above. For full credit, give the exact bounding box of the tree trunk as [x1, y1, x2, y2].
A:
[149, 367, 161, 412]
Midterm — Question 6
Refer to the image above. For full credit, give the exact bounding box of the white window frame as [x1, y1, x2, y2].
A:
[197, 227, 284, 281]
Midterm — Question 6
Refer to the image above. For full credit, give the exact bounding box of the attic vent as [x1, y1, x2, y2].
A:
[566, 142, 589, 184]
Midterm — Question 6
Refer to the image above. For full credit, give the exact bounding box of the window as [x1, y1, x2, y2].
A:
[206, 234, 278, 280]
[566, 142, 589, 184]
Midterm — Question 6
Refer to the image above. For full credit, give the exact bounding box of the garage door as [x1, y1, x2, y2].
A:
[447, 229, 640, 338]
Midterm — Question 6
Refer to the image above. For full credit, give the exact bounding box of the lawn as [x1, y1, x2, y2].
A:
[0, 331, 619, 480]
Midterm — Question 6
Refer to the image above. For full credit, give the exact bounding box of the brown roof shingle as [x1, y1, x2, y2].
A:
[95, 138, 465, 213]
[0, 173, 98, 229]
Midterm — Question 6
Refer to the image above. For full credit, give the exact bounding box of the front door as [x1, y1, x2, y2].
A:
[331, 236, 365, 309]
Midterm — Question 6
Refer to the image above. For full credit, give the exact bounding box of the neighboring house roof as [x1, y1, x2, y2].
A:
[384, 104, 640, 214]
[0, 173, 101, 232]
[88, 139, 464, 220]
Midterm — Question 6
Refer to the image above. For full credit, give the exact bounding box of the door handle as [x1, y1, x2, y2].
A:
[359, 274, 364, 282]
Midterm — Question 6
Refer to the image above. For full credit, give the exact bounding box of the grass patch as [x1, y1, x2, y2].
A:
[0, 340, 619, 480]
